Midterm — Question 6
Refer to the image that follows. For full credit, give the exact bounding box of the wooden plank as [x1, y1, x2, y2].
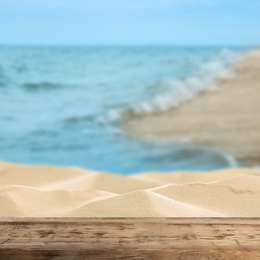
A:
[0, 218, 260, 259]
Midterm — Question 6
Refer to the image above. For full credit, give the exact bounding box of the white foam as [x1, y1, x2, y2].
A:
[105, 49, 244, 123]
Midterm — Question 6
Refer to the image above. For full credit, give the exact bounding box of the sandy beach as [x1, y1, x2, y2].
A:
[1, 161, 260, 217]
[122, 50, 260, 166]
[1, 51, 260, 218]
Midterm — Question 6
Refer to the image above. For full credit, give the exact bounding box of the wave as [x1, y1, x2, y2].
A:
[63, 115, 95, 124]
[22, 82, 63, 91]
[136, 139, 240, 169]
[105, 49, 244, 123]
[144, 146, 239, 168]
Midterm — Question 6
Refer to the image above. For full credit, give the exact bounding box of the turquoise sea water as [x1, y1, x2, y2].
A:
[0, 46, 246, 174]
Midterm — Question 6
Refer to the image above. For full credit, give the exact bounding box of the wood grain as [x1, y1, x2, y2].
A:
[0, 218, 260, 259]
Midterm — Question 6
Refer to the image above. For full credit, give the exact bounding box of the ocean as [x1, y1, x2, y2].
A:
[0, 46, 246, 174]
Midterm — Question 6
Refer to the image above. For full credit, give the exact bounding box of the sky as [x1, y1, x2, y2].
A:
[0, 0, 259, 46]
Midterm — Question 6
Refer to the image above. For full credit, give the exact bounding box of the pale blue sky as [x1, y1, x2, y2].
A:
[0, 0, 259, 46]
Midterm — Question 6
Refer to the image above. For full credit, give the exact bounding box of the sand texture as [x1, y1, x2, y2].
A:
[1, 161, 260, 217]
[122, 50, 260, 166]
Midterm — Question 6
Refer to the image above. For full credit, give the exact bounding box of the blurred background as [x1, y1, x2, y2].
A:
[0, 0, 259, 174]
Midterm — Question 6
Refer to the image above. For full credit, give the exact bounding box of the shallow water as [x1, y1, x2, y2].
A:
[0, 46, 246, 174]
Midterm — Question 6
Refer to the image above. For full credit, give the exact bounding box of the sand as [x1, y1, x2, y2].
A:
[1, 161, 260, 217]
[122, 50, 260, 166]
[2, 51, 260, 218]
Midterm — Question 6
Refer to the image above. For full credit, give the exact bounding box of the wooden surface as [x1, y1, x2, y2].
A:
[0, 218, 260, 259]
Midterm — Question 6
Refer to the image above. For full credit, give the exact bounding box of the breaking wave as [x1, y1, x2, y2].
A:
[105, 49, 244, 123]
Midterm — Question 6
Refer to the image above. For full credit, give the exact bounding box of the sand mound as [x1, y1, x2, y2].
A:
[0, 161, 260, 217]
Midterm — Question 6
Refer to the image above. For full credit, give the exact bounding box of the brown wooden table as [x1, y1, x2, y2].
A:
[0, 218, 260, 259]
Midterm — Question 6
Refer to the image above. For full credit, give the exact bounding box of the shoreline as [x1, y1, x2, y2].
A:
[1, 49, 260, 218]
[122, 50, 260, 166]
